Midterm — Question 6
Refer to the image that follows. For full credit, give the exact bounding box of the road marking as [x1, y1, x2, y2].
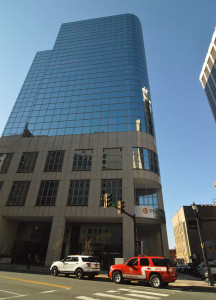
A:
[94, 293, 141, 300]
[0, 276, 71, 289]
[0, 291, 24, 296]
[0, 297, 26, 300]
[125, 293, 159, 299]
[0, 297, 27, 300]
[0, 290, 28, 300]
[40, 290, 57, 294]
[76, 297, 100, 300]
[118, 289, 169, 297]
[134, 286, 182, 293]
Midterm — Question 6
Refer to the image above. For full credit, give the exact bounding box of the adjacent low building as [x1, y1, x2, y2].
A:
[172, 205, 216, 264]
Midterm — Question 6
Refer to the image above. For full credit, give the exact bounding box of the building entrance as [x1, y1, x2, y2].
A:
[11, 222, 51, 265]
[61, 222, 122, 269]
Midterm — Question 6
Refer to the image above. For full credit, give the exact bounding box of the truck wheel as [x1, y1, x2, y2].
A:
[113, 271, 123, 284]
[51, 266, 59, 276]
[150, 274, 162, 288]
[76, 268, 84, 279]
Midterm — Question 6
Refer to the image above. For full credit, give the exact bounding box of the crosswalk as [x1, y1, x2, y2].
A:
[76, 286, 182, 300]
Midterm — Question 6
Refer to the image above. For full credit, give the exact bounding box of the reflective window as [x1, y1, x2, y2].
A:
[17, 152, 38, 173]
[102, 148, 122, 170]
[78, 223, 122, 246]
[67, 180, 90, 206]
[135, 188, 158, 208]
[72, 149, 93, 171]
[0, 153, 13, 173]
[36, 180, 59, 206]
[132, 147, 160, 175]
[2, 14, 156, 138]
[6, 181, 30, 206]
[100, 179, 122, 205]
[44, 151, 65, 172]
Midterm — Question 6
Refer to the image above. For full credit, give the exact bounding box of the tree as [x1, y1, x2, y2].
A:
[81, 239, 95, 256]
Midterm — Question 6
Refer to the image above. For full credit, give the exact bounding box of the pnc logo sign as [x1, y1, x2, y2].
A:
[143, 207, 148, 214]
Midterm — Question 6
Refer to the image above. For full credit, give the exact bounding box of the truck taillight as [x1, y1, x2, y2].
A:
[87, 263, 91, 268]
[167, 267, 174, 273]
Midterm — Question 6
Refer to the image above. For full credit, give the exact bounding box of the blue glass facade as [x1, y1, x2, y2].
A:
[2, 14, 155, 137]
[204, 61, 216, 121]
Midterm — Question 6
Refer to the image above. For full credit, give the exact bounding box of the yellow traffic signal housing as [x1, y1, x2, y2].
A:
[117, 200, 122, 214]
[103, 193, 108, 208]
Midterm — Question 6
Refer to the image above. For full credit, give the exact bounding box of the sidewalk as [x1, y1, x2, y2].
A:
[0, 263, 215, 289]
[170, 272, 215, 288]
[0, 263, 50, 275]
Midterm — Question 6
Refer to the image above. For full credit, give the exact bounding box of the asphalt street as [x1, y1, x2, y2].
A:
[0, 270, 215, 300]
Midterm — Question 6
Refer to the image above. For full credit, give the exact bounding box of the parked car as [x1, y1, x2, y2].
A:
[197, 260, 216, 280]
[108, 255, 177, 288]
[176, 263, 199, 276]
[50, 255, 100, 279]
[176, 264, 188, 273]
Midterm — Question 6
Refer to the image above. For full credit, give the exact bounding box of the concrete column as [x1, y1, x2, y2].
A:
[123, 215, 134, 261]
[161, 222, 169, 257]
[0, 216, 18, 256]
[45, 216, 65, 266]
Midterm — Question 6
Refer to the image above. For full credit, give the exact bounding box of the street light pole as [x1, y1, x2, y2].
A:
[191, 202, 214, 286]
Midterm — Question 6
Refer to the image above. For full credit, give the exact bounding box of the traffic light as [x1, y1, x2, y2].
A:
[117, 200, 122, 214]
[136, 241, 141, 246]
[121, 201, 125, 213]
[103, 193, 108, 208]
[117, 200, 125, 214]
[103, 193, 114, 208]
[107, 193, 113, 207]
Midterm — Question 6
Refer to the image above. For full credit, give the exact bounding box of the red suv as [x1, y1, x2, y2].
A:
[108, 255, 177, 288]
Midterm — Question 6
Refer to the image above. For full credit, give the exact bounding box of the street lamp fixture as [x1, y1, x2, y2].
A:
[191, 202, 214, 286]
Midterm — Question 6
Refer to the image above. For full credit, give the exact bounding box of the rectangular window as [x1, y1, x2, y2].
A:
[6, 181, 30, 206]
[17, 152, 38, 173]
[72, 149, 93, 171]
[36, 180, 59, 206]
[135, 188, 158, 208]
[44, 151, 65, 172]
[67, 180, 90, 206]
[102, 148, 122, 170]
[132, 147, 160, 175]
[0, 153, 13, 173]
[152, 258, 172, 267]
[100, 179, 122, 205]
[140, 258, 149, 266]
[0, 181, 3, 191]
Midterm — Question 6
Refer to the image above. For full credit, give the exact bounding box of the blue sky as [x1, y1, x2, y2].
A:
[1, 0, 216, 248]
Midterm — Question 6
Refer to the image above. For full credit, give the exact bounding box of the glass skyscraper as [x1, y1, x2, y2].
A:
[0, 14, 168, 266]
[3, 14, 154, 137]
[200, 27, 216, 121]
